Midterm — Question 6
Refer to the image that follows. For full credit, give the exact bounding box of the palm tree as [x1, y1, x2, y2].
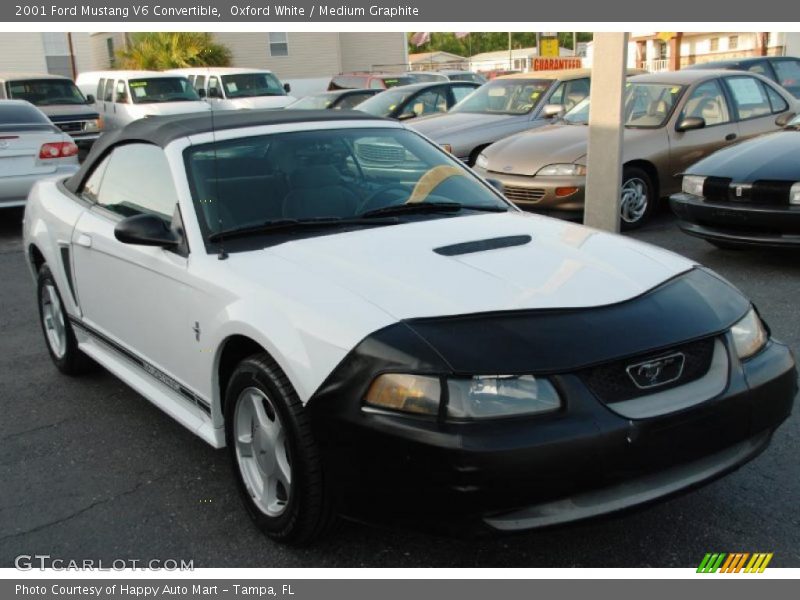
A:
[117, 32, 232, 70]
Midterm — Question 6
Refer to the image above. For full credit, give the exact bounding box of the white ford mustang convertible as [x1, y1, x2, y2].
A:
[22, 110, 796, 544]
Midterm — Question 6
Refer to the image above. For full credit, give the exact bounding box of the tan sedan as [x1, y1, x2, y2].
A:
[473, 70, 798, 228]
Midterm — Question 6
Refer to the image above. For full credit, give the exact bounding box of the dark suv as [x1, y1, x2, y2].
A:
[685, 56, 800, 98]
[328, 72, 416, 91]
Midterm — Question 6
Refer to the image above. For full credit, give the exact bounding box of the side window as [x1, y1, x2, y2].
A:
[725, 76, 772, 120]
[115, 80, 128, 103]
[410, 88, 448, 116]
[336, 93, 368, 110]
[680, 79, 731, 126]
[369, 78, 384, 90]
[451, 84, 476, 104]
[103, 79, 114, 102]
[194, 75, 206, 91]
[548, 79, 590, 111]
[746, 60, 773, 79]
[764, 84, 789, 114]
[772, 59, 800, 97]
[96, 78, 105, 100]
[207, 76, 221, 98]
[93, 144, 178, 221]
[80, 155, 111, 203]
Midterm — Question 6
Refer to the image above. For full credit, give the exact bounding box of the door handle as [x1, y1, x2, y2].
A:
[725, 133, 737, 141]
[76, 233, 92, 248]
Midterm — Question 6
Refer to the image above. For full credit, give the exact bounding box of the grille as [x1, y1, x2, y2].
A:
[703, 177, 792, 206]
[56, 121, 85, 134]
[355, 142, 406, 163]
[579, 336, 717, 404]
[702, 177, 732, 202]
[502, 185, 546, 203]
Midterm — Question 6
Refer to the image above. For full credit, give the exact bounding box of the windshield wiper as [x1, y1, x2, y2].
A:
[359, 202, 508, 219]
[207, 216, 398, 242]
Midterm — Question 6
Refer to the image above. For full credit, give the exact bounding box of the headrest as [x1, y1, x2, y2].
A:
[289, 165, 341, 189]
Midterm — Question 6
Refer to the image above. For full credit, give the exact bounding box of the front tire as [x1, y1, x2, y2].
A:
[619, 167, 655, 231]
[36, 264, 93, 375]
[224, 353, 336, 545]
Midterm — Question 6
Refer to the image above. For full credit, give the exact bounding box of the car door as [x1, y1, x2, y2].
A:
[668, 78, 740, 178]
[70, 143, 203, 393]
[723, 74, 788, 140]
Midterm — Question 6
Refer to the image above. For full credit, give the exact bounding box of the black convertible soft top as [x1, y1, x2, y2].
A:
[64, 109, 386, 193]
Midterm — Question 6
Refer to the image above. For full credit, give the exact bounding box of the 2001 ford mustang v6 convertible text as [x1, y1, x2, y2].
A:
[23, 110, 796, 544]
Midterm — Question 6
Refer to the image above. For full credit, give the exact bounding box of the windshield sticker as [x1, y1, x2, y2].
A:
[133, 86, 147, 97]
[129, 81, 147, 87]
[728, 78, 765, 104]
[226, 82, 238, 93]
[671, 86, 681, 94]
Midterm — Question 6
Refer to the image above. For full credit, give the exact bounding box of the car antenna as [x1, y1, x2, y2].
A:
[209, 82, 228, 261]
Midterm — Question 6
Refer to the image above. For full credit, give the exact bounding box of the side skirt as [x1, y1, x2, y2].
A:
[71, 318, 225, 449]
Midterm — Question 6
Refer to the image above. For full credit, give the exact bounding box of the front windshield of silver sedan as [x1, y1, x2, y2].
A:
[450, 79, 552, 115]
[185, 127, 510, 240]
[563, 82, 685, 127]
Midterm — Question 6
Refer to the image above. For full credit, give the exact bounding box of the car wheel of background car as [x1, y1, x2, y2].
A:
[224, 352, 336, 545]
[36, 264, 94, 376]
[619, 167, 655, 231]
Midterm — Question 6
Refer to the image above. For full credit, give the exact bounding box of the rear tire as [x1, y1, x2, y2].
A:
[224, 353, 337, 545]
[36, 264, 94, 376]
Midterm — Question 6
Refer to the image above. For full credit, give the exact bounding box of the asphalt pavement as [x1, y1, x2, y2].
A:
[1, 205, 798, 568]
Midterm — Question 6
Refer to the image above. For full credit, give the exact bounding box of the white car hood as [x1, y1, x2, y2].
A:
[229, 96, 295, 110]
[263, 212, 693, 320]
[141, 101, 211, 117]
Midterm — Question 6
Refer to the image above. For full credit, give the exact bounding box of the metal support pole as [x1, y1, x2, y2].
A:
[584, 32, 629, 232]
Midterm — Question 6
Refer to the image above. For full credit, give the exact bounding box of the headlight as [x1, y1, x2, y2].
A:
[364, 373, 440, 416]
[447, 375, 560, 419]
[84, 118, 103, 132]
[475, 152, 488, 170]
[682, 175, 706, 197]
[731, 308, 768, 360]
[535, 163, 587, 177]
[790, 182, 800, 205]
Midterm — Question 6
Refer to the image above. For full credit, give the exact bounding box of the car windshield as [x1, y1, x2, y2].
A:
[185, 127, 509, 240]
[357, 88, 415, 117]
[0, 103, 51, 125]
[408, 73, 448, 83]
[221, 73, 285, 98]
[128, 77, 200, 104]
[289, 94, 335, 110]
[7, 78, 87, 106]
[563, 82, 684, 127]
[450, 79, 552, 115]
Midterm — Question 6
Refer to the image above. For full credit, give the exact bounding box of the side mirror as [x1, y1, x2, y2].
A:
[398, 111, 417, 121]
[676, 116, 706, 132]
[283, 83, 291, 93]
[114, 214, 181, 247]
[85, 94, 95, 104]
[775, 112, 796, 127]
[197, 87, 207, 99]
[486, 178, 505, 194]
[542, 103, 565, 118]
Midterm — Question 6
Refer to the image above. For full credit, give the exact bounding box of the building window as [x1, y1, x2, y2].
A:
[269, 32, 288, 57]
[106, 37, 115, 68]
[709, 37, 719, 52]
[729, 35, 739, 50]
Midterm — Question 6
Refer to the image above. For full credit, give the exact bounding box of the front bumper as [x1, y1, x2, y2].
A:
[308, 338, 796, 534]
[475, 167, 586, 215]
[670, 193, 800, 247]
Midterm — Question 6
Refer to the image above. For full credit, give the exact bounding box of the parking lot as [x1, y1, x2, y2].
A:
[0, 204, 798, 568]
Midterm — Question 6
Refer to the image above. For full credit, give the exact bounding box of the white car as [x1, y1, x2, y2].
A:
[169, 67, 296, 110]
[1, 100, 79, 208]
[22, 110, 796, 544]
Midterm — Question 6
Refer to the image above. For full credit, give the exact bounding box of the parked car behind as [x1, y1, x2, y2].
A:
[0, 73, 102, 152]
[671, 113, 800, 248]
[328, 72, 416, 91]
[437, 70, 487, 84]
[22, 109, 796, 544]
[356, 81, 481, 120]
[474, 70, 798, 228]
[403, 71, 449, 83]
[288, 89, 379, 111]
[76, 70, 210, 131]
[169, 67, 295, 110]
[685, 56, 800, 98]
[0, 100, 78, 208]
[410, 69, 634, 165]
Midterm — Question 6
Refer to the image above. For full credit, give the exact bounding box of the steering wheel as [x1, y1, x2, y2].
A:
[357, 183, 412, 213]
[406, 165, 469, 204]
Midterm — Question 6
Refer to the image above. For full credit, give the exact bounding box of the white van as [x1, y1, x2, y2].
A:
[75, 70, 210, 131]
[169, 67, 296, 110]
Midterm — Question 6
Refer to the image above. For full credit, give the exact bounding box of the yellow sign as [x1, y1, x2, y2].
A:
[656, 32, 676, 42]
[539, 37, 559, 58]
